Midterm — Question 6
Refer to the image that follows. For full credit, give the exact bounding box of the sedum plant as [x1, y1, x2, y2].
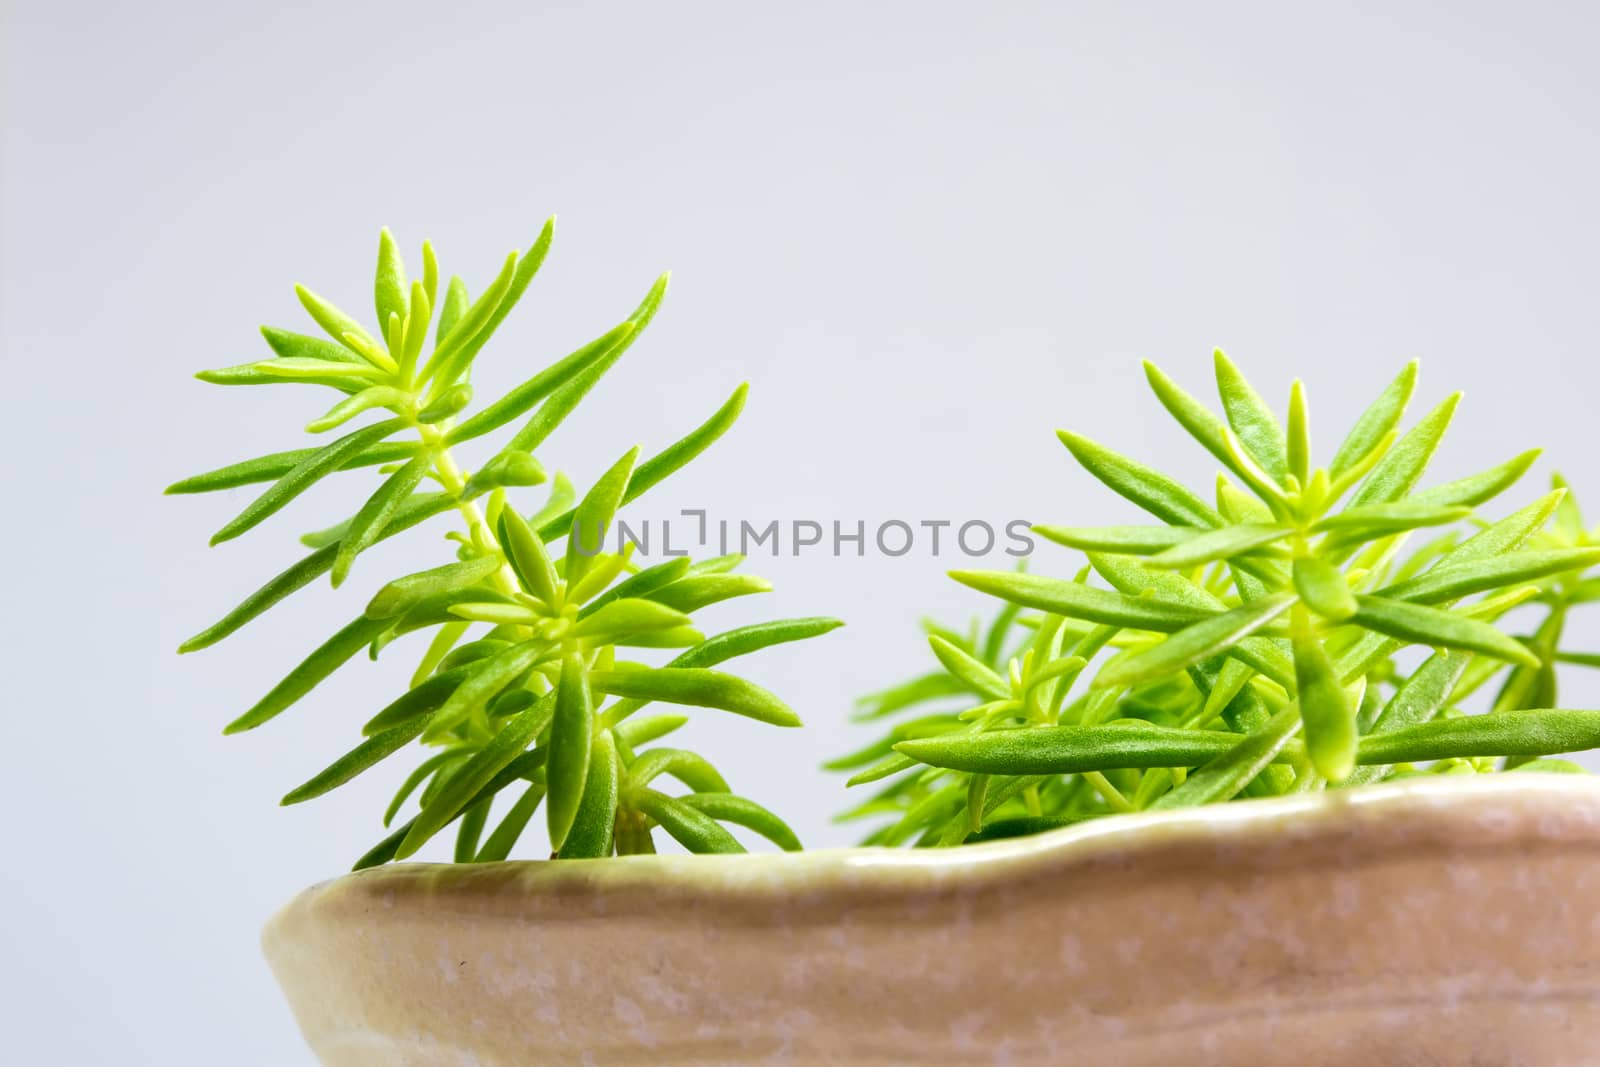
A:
[169, 224, 840, 866]
[838, 355, 1600, 845]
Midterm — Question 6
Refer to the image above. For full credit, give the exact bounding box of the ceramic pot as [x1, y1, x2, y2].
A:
[264, 774, 1600, 1065]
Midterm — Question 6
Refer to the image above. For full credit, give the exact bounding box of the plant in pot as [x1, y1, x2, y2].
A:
[174, 229, 1600, 1066]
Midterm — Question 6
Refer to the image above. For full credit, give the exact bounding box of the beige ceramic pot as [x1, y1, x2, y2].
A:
[265, 774, 1600, 1066]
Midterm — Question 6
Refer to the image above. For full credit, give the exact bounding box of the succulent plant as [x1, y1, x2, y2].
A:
[839, 355, 1600, 844]
[169, 224, 840, 865]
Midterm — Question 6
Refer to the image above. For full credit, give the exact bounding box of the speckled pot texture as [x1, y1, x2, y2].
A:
[264, 775, 1600, 1065]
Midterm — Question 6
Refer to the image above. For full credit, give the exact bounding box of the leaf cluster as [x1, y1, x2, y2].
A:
[835, 355, 1600, 845]
[171, 225, 841, 865]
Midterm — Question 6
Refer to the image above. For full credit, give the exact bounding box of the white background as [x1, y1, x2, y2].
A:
[5, 2, 1600, 1062]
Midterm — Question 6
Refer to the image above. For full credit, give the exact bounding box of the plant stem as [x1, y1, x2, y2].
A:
[414, 422, 519, 597]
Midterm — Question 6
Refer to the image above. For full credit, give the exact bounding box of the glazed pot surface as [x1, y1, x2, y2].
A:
[265, 775, 1600, 1065]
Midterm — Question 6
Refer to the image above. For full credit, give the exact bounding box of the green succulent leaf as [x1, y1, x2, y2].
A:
[1351, 596, 1540, 667]
[676, 793, 802, 850]
[1410, 449, 1541, 509]
[949, 570, 1214, 633]
[559, 728, 619, 859]
[1033, 524, 1197, 555]
[928, 635, 1010, 700]
[1056, 430, 1221, 528]
[223, 615, 393, 733]
[210, 419, 405, 545]
[1145, 524, 1291, 569]
[1348, 393, 1460, 508]
[896, 722, 1258, 775]
[1355, 709, 1600, 765]
[1150, 704, 1301, 809]
[564, 448, 638, 591]
[1329, 361, 1416, 479]
[1292, 614, 1357, 781]
[1213, 350, 1289, 484]
[398, 695, 555, 859]
[331, 452, 433, 587]
[631, 789, 745, 854]
[545, 654, 594, 852]
[1095, 592, 1296, 689]
[626, 748, 730, 793]
[1376, 548, 1600, 605]
[589, 667, 800, 726]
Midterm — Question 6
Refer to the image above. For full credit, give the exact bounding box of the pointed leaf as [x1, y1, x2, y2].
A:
[306, 386, 411, 433]
[223, 615, 392, 733]
[422, 250, 519, 389]
[1344, 649, 1471, 786]
[474, 781, 547, 862]
[374, 228, 408, 328]
[422, 639, 551, 741]
[497, 508, 559, 605]
[210, 419, 404, 545]
[588, 667, 800, 726]
[506, 273, 670, 454]
[1142, 361, 1261, 488]
[949, 570, 1215, 632]
[295, 284, 379, 356]
[164, 440, 415, 495]
[1410, 449, 1541, 509]
[1376, 548, 1600, 605]
[571, 599, 691, 640]
[534, 383, 746, 542]
[1293, 615, 1356, 780]
[331, 452, 432, 586]
[261, 325, 367, 364]
[631, 788, 745, 854]
[1145, 524, 1291, 569]
[1330, 361, 1417, 478]
[559, 729, 619, 859]
[1096, 593, 1296, 688]
[447, 322, 636, 445]
[1351, 596, 1539, 667]
[399, 692, 556, 859]
[1314, 502, 1470, 540]
[1213, 350, 1288, 483]
[1348, 393, 1461, 507]
[435, 276, 469, 344]
[1356, 709, 1600, 765]
[1151, 704, 1301, 809]
[1056, 431, 1221, 528]
[545, 654, 594, 852]
[1034, 523, 1197, 555]
[576, 558, 693, 620]
[282, 717, 427, 805]
[896, 722, 1260, 775]
[1286, 380, 1310, 485]
[365, 556, 505, 619]
[929, 635, 1010, 700]
[564, 448, 638, 590]
[647, 574, 771, 613]
[676, 793, 801, 851]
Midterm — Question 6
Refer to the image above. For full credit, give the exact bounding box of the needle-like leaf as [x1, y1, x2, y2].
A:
[588, 668, 801, 726]
[210, 419, 405, 545]
[559, 729, 618, 859]
[1351, 596, 1540, 667]
[331, 452, 432, 586]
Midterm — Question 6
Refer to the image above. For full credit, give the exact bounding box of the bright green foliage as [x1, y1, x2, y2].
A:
[171, 225, 841, 865]
[836, 355, 1600, 845]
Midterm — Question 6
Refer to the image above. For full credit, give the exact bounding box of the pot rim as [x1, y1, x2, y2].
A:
[267, 772, 1600, 927]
